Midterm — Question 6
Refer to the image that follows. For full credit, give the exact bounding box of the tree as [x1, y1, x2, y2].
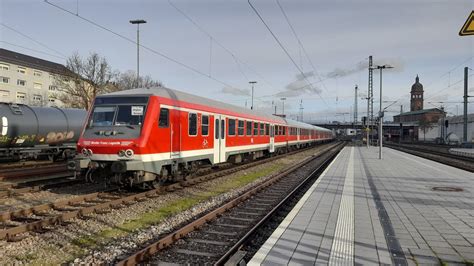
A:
[53, 52, 117, 110]
[114, 70, 163, 91]
[418, 116, 434, 142]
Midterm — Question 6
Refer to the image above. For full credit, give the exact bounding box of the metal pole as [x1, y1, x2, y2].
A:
[249, 81, 257, 110]
[354, 85, 358, 127]
[379, 68, 383, 159]
[251, 84, 254, 110]
[368, 55, 373, 145]
[463, 67, 468, 143]
[130, 19, 146, 87]
[366, 96, 370, 148]
[136, 23, 140, 86]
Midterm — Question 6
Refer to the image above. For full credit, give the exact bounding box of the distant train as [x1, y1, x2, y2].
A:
[0, 103, 87, 161]
[72, 86, 334, 187]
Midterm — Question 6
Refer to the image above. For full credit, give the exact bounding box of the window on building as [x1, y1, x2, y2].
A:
[33, 95, 42, 102]
[158, 108, 169, 128]
[17, 79, 26, 86]
[246, 121, 252, 135]
[34, 83, 42, 89]
[253, 122, 259, 135]
[189, 113, 197, 136]
[238, 120, 244, 136]
[33, 70, 42, 77]
[49, 85, 57, 91]
[228, 119, 236, 136]
[0, 90, 9, 97]
[0, 63, 9, 70]
[16, 92, 26, 102]
[202, 115, 209, 136]
[48, 96, 55, 103]
[17, 67, 26, 74]
[0, 76, 9, 83]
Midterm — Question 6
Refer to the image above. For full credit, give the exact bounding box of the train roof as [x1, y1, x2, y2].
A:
[102, 86, 330, 132]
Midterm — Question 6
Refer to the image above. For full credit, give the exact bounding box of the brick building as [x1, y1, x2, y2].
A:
[392, 76, 446, 141]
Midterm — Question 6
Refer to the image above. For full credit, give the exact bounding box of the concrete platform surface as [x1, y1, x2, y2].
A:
[249, 146, 474, 265]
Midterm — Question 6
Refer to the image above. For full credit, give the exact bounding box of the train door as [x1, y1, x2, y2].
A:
[213, 115, 226, 163]
[269, 124, 275, 153]
[170, 109, 181, 158]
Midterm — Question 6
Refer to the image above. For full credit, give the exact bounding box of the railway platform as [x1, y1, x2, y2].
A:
[249, 146, 474, 265]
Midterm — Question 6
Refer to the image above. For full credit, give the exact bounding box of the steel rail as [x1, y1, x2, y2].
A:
[0, 142, 335, 241]
[385, 143, 474, 172]
[116, 142, 343, 266]
[215, 142, 344, 265]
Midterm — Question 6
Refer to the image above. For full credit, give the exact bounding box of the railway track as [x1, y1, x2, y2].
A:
[116, 142, 344, 265]
[0, 176, 79, 198]
[385, 143, 474, 172]
[0, 142, 337, 242]
[0, 163, 69, 181]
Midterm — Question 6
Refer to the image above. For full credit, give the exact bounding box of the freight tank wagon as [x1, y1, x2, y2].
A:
[0, 103, 87, 161]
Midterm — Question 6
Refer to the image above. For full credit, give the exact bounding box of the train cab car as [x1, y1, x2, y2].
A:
[73, 86, 333, 187]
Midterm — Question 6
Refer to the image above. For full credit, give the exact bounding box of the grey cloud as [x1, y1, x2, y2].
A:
[220, 86, 250, 96]
[326, 57, 405, 79]
[276, 72, 322, 98]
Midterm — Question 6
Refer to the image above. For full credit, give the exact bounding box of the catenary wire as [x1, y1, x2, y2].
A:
[43, 0, 237, 89]
[1, 23, 67, 58]
[247, 0, 328, 107]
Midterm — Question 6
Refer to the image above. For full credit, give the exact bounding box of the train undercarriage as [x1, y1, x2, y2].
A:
[70, 141, 328, 189]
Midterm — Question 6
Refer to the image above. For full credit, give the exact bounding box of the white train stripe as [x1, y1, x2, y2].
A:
[89, 139, 328, 161]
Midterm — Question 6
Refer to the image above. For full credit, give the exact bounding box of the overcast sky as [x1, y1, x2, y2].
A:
[1, 0, 473, 122]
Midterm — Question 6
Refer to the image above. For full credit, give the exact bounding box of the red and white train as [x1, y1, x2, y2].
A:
[72, 87, 334, 187]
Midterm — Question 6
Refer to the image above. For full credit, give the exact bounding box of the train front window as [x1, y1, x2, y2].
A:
[91, 106, 115, 126]
[89, 105, 146, 128]
[115, 105, 145, 126]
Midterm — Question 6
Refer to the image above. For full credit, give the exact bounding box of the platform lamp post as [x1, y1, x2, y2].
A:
[372, 65, 393, 159]
[249, 81, 257, 110]
[130, 19, 147, 87]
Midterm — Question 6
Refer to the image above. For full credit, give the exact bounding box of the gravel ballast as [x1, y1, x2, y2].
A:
[0, 146, 329, 264]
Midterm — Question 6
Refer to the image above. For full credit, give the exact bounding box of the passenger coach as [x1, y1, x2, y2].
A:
[73, 87, 333, 187]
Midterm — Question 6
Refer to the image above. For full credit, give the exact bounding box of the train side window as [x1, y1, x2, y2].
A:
[158, 108, 169, 128]
[202, 115, 209, 136]
[215, 118, 219, 139]
[246, 121, 252, 135]
[238, 120, 244, 136]
[253, 122, 258, 135]
[228, 119, 236, 136]
[189, 113, 197, 136]
[283, 127, 286, 135]
[265, 124, 269, 135]
[259, 123, 264, 135]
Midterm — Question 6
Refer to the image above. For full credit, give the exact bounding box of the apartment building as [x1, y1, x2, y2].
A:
[0, 48, 71, 107]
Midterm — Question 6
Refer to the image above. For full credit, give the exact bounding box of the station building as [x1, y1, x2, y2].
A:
[392, 76, 446, 142]
[0, 48, 71, 107]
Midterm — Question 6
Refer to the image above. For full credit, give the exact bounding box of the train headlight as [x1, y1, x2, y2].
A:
[125, 149, 134, 158]
[118, 150, 126, 157]
[82, 148, 93, 157]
